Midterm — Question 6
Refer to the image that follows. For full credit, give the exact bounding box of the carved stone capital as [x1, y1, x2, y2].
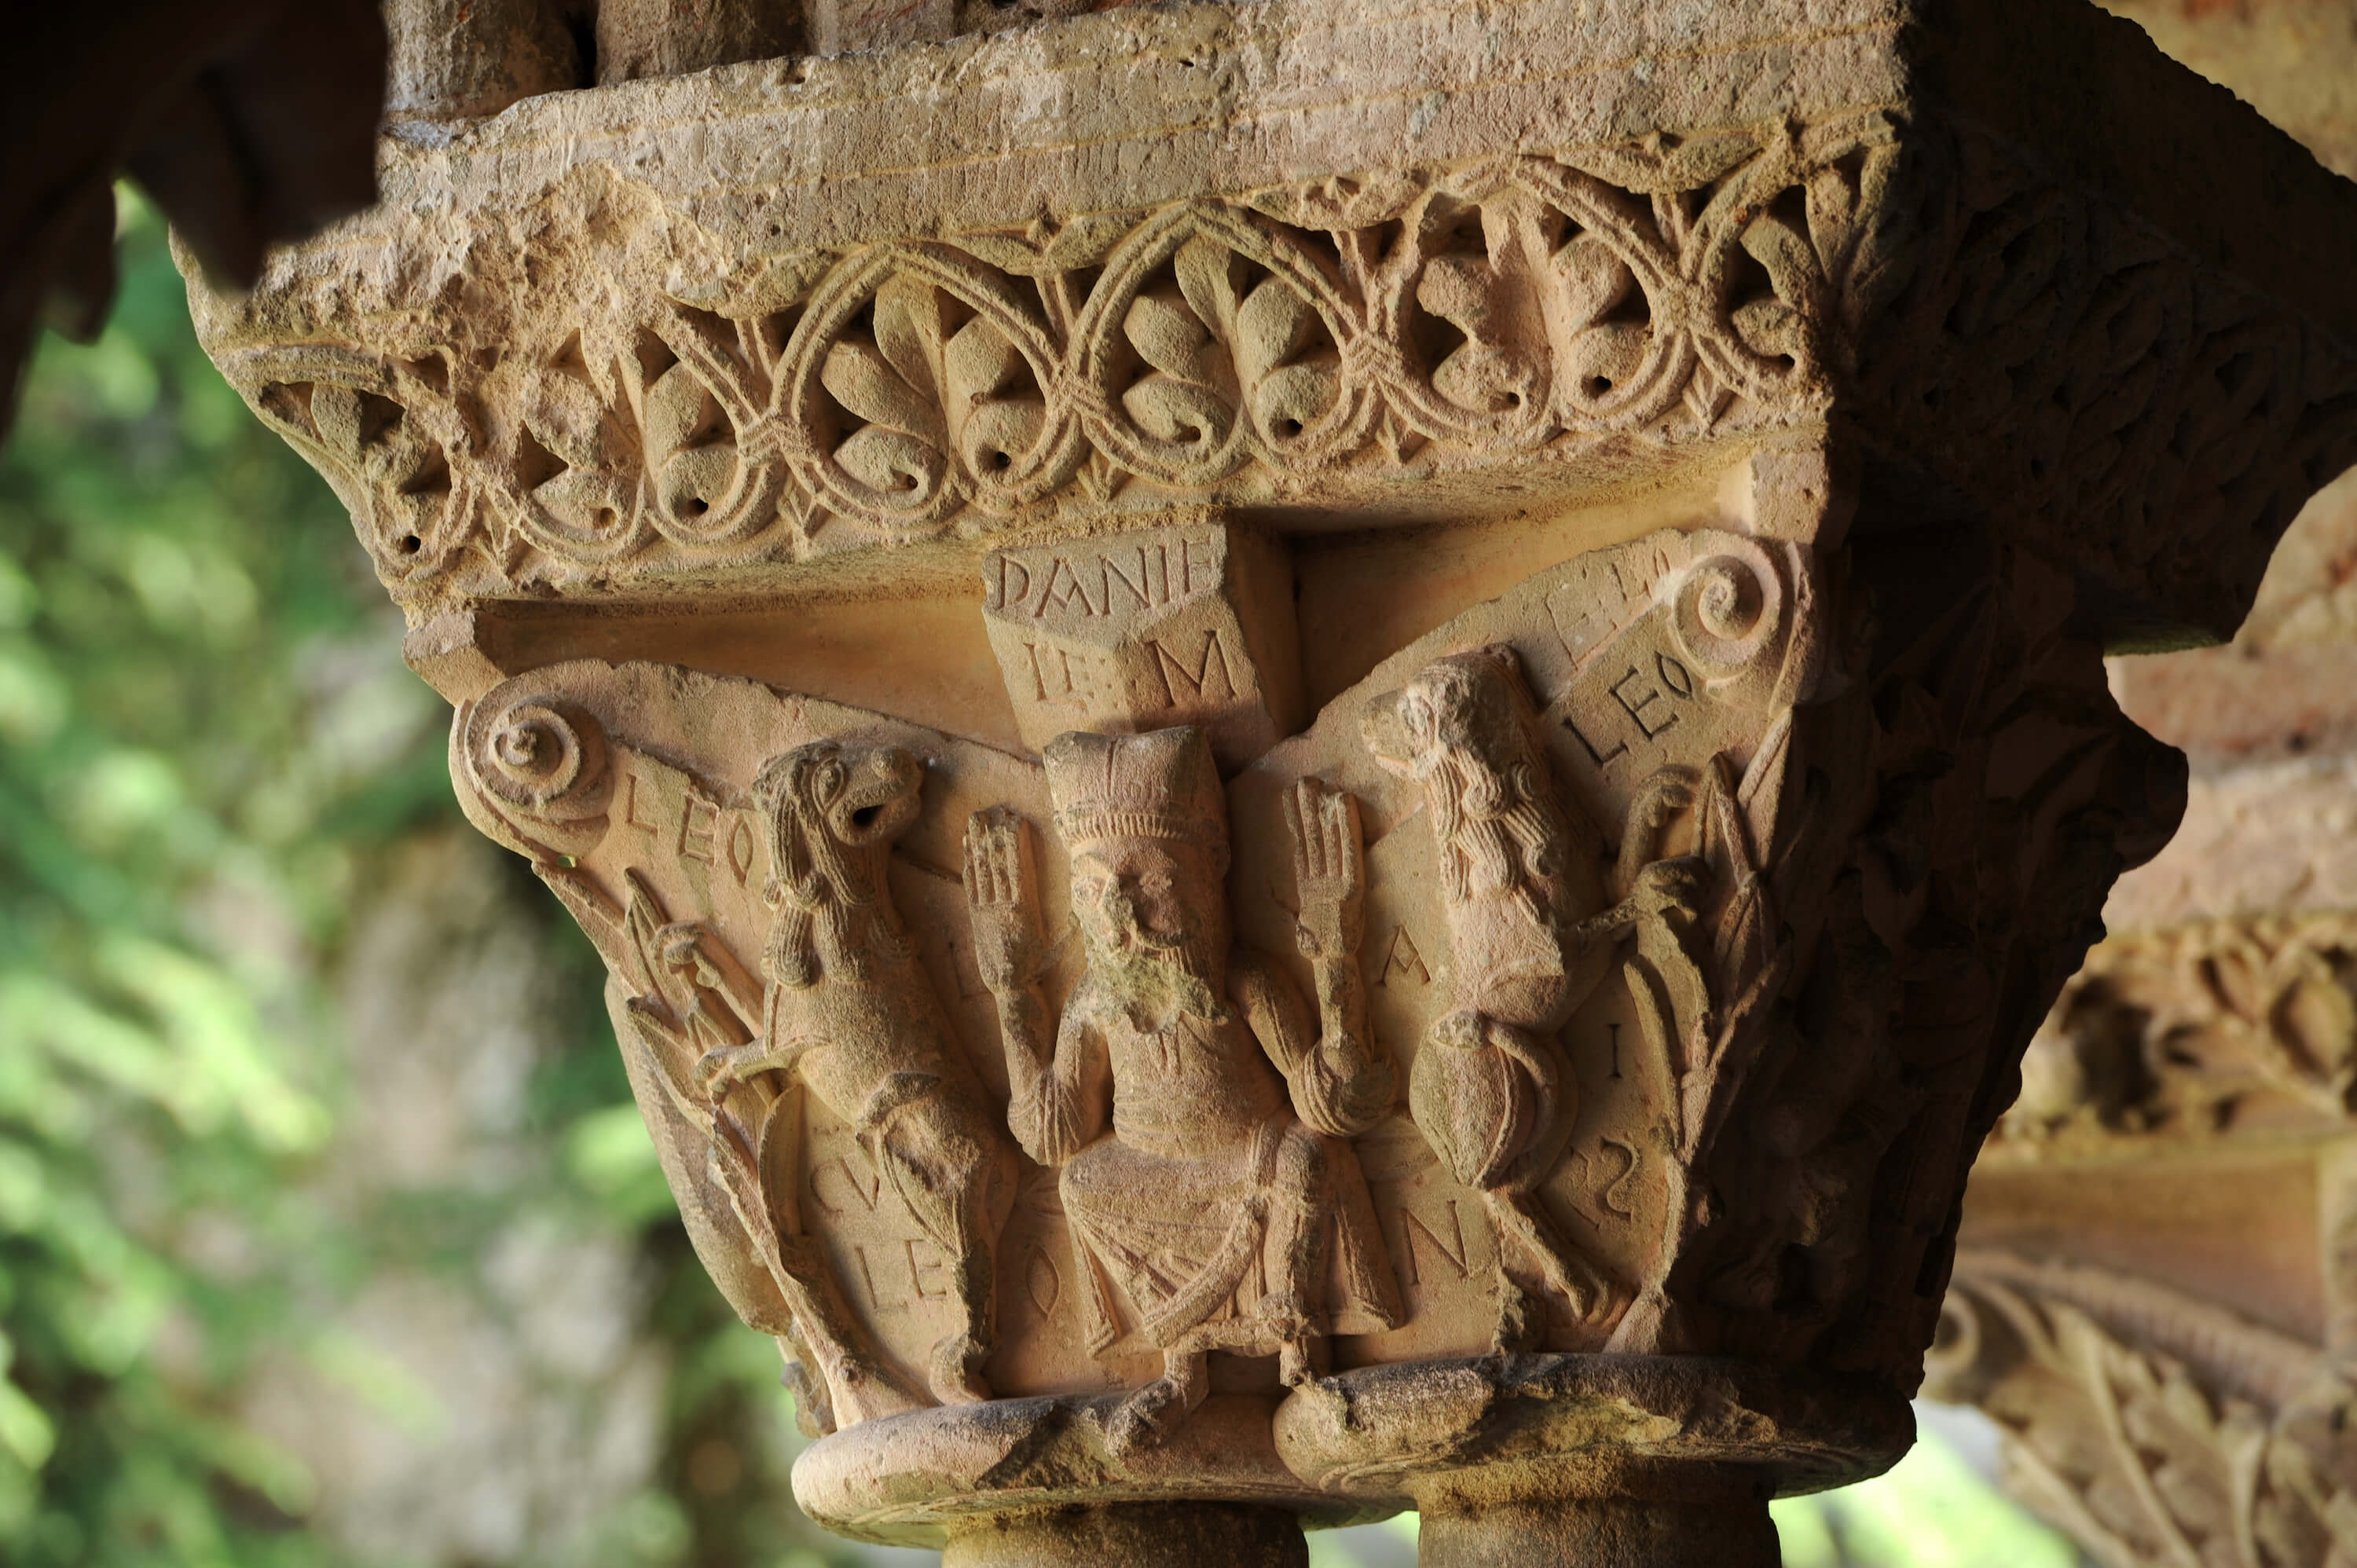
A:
[188, 0, 2357, 1561]
[1926, 1248, 2357, 1568]
[428, 493, 2187, 1558]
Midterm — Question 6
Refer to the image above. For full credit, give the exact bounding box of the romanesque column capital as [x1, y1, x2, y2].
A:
[186, 2, 2357, 1562]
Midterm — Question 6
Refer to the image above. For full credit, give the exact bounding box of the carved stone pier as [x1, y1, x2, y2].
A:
[185, 0, 2357, 1561]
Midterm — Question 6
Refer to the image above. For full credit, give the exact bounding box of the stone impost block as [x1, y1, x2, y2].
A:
[188, 0, 2357, 651]
[981, 520, 1300, 771]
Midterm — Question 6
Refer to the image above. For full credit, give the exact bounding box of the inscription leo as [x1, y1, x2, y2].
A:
[1565, 652, 1701, 769]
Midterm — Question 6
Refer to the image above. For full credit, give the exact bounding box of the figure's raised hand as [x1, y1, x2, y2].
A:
[697, 1041, 755, 1093]
[1287, 777, 1365, 965]
[964, 805, 1047, 995]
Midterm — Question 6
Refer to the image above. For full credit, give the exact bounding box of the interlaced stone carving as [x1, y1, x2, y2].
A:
[196, 112, 2357, 639]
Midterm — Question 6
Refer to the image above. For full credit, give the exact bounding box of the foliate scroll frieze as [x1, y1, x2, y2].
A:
[196, 109, 2357, 636]
[1926, 1251, 2357, 1568]
[211, 125, 1896, 595]
[1999, 910, 2357, 1149]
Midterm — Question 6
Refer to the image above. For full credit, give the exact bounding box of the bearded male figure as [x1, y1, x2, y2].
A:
[965, 727, 1402, 1453]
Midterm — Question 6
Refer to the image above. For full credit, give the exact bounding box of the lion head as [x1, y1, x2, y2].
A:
[750, 740, 924, 987]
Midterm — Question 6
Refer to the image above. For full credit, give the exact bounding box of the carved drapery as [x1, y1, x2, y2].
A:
[184, 0, 2357, 1561]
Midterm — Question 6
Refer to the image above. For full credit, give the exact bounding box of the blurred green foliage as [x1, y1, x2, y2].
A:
[1774, 1425, 2082, 1568]
[0, 188, 427, 1568]
[0, 189, 2082, 1568]
[0, 192, 844, 1568]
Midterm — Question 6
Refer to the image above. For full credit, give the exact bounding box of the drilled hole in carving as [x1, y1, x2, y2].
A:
[355, 391, 405, 445]
[1115, 256, 1237, 449]
[258, 381, 316, 433]
[515, 425, 568, 489]
[1280, 417, 1303, 437]
[398, 533, 423, 555]
[990, 450, 1013, 470]
[636, 329, 680, 385]
[852, 804, 883, 827]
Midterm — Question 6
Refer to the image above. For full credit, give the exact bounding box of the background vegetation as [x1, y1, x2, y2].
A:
[0, 192, 2079, 1568]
